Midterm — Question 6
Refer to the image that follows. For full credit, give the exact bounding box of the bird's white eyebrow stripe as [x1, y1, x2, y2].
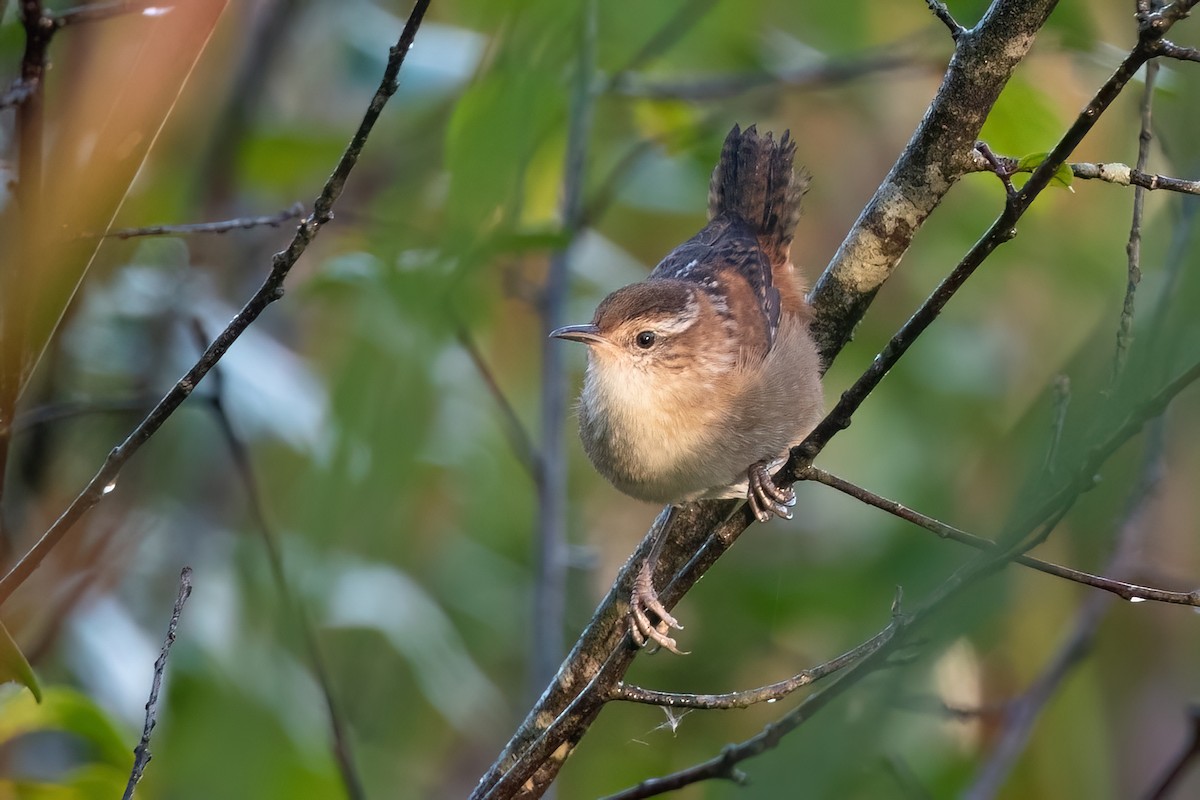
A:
[652, 292, 701, 335]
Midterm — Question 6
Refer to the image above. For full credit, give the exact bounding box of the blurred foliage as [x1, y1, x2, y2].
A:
[0, 1, 1198, 799]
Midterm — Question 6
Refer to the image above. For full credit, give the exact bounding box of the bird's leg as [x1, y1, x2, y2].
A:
[747, 460, 795, 522]
[629, 505, 687, 655]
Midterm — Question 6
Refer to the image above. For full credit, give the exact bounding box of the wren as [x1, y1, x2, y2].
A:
[552, 124, 823, 652]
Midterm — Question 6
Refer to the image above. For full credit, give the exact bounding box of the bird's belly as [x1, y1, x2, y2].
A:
[578, 384, 748, 504]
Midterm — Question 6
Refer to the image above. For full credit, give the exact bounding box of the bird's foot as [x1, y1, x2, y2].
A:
[747, 460, 795, 522]
[629, 558, 687, 655]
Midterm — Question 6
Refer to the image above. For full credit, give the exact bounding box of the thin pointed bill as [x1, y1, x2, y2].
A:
[550, 324, 605, 345]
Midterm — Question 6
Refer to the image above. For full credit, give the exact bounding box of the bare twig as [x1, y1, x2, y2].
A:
[190, 322, 365, 800]
[101, 203, 305, 239]
[968, 148, 1200, 195]
[121, 566, 194, 800]
[1069, 163, 1200, 194]
[1155, 39, 1200, 62]
[974, 140, 1018, 199]
[1113, 60, 1158, 386]
[609, 617, 899, 709]
[797, 465, 1199, 607]
[1144, 704, 1200, 800]
[0, 0, 433, 607]
[925, 0, 966, 40]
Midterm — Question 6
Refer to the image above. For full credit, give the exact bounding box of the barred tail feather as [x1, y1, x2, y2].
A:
[707, 124, 810, 269]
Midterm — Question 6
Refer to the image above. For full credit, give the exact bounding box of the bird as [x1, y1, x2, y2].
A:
[551, 124, 824, 653]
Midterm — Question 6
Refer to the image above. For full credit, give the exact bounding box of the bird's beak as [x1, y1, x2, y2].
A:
[550, 324, 604, 345]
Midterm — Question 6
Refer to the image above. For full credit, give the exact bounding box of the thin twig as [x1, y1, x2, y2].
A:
[189, 322, 365, 800]
[1113, 60, 1158, 386]
[0, 0, 433, 607]
[100, 203, 305, 239]
[925, 0, 966, 39]
[531, 0, 596, 700]
[797, 465, 1200, 607]
[609, 618, 898, 709]
[121, 566, 194, 800]
[1155, 39, 1200, 62]
[968, 146, 1200, 195]
[1070, 163, 1200, 194]
[974, 140, 1018, 198]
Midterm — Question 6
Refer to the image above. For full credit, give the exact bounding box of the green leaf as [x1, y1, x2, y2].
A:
[1016, 152, 1074, 191]
[0, 620, 42, 702]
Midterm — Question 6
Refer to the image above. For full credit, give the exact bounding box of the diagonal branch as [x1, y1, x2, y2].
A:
[0, 0, 432, 607]
[797, 465, 1199, 607]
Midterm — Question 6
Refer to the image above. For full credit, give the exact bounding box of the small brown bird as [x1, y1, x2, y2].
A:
[552, 124, 824, 652]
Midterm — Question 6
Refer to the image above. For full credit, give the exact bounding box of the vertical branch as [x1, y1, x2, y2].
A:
[532, 0, 596, 697]
[0, 0, 53, 537]
[122, 566, 194, 800]
[1112, 60, 1158, 386]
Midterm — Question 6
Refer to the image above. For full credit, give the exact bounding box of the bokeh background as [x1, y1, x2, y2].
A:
[1, 0, 1199, 797]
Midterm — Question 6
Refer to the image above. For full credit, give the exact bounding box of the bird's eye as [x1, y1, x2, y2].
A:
[635, 331, 657, 349]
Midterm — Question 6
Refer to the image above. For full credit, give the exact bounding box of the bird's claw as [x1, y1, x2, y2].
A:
[747, 461, 795, 522]
[630, 560, 687, 655]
